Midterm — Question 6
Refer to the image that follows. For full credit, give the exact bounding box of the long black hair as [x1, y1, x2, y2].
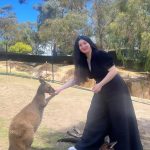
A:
[73, 35, 98, 85]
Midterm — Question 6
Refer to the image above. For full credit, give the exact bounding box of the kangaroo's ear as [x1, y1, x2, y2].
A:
[39, 76, 46, 84]
[109, 141, 117, 148]
[104, 135, 110, 143]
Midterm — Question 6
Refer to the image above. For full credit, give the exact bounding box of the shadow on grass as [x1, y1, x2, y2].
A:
[32, 148, 50, 150]
[31, 127, 73, 150]
[31, 118, 150, 150]
[31, 122, 85, 150]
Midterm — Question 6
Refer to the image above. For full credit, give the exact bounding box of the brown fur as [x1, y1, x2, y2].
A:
[100, 136, 117, 150]
[8, 78, 55, 150]
[100, 143, 115, 150]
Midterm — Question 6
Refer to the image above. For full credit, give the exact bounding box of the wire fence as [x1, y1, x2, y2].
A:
[0, 53, 150, 106]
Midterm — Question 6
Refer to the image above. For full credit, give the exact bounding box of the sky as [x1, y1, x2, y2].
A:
[0, 0, 92, 23]
[0, 0, 39, 23]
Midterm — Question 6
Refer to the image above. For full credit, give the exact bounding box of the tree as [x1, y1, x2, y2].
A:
[141, 32, 150, 71]
[0, 5, 17, 44]
[15, 22, 38, 48]
[18, 0, 27, 4]
[33, 0, 63, 28]
[106, 0, 150, 71]
[60, 0, 88, 12]
[34, 0, 90, 55]
[39, 12, 87, 55]
[92, 0, 119, 49]
[34, 0, 88, 27]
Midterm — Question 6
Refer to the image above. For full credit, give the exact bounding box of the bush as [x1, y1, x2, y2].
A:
[9, 42, 32, 54]
[116, 49, 147, 71]
[145, 55, 150, 72]
[123, 58, 145, 71]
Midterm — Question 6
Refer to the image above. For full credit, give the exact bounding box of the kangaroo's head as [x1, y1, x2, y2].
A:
[38, 78, 55, 95]
[100, 136, 117, 150]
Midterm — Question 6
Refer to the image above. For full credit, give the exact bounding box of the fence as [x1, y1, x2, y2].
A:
[0, 51, 150, 105]
[0, 51, 74, 63]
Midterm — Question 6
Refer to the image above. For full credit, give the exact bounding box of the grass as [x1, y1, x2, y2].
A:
[0, 118, 8, 138]
[32, 127, 70, 150]
[0, 74, 149, 150]
[0, 68, 30, 77]
[0, 117, 9, 149]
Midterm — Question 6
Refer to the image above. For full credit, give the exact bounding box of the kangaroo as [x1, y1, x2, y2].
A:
[58, 128, 117, 150]
[100, 136, 117, 150]
[8, 78, 55, 150]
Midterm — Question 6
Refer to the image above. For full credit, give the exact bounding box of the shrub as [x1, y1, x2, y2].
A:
[9, 42, 32, 54]
[145, 54, 150, 72]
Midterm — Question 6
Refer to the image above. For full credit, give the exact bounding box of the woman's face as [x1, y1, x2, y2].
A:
[78, 39, 92, 54]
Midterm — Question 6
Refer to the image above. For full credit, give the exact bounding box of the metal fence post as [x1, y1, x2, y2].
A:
[5, 42, 8, 74]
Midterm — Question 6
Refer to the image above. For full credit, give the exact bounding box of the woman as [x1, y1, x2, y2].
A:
[55, 35, 143, 150]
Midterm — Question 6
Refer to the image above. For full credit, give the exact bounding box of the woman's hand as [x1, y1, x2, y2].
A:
[54, 88, 63, 95]
[92, 83, 103, 93]
[92, 65, 117, 94]
[53, 78, 76, 95]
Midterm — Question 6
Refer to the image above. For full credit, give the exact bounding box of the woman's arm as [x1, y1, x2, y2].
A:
[92, 65, 118, 93]
[55, 77, 76, 94]
[99, 65, 118, 86]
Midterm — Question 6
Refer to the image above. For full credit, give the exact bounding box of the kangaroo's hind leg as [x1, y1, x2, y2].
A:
[23, 128, 34, 150]
[8, 139, 26, 150]
[9, 128, 26, 150]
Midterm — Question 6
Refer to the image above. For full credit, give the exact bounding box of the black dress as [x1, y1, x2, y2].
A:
[75, 50, 143, 150]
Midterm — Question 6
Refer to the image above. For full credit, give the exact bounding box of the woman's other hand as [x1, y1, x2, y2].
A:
[92, 83, 103, 93]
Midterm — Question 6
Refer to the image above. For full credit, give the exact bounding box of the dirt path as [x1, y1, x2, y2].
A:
[0, 75, 150, 150]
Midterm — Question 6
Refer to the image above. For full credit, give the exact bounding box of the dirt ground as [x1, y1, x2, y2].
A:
[0, 75, 150, 150]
